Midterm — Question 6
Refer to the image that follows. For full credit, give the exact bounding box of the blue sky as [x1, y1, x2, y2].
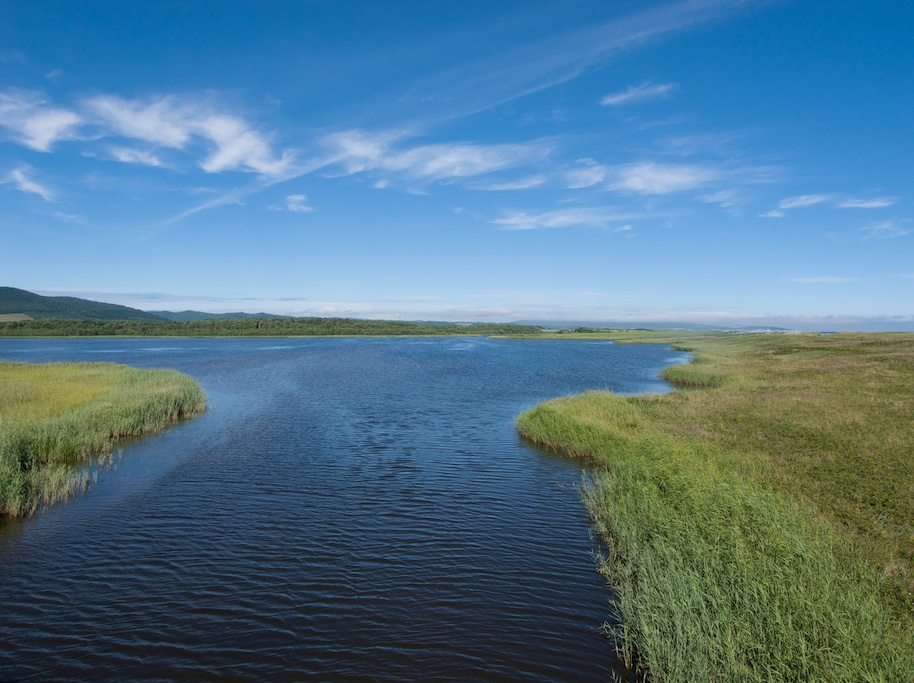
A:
[2, 0, 912, 329]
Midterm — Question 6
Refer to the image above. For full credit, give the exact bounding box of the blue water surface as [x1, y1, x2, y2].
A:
[0, 337, 686, 682]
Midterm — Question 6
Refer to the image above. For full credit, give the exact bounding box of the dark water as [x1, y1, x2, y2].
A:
[0, 337, 686, 682]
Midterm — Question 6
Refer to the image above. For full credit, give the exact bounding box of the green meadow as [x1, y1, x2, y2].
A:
[0, 362, 205, 518]
[517, 332, 914, 682]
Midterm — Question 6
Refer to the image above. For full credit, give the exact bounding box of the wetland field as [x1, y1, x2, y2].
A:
[2, 332, 912, 682]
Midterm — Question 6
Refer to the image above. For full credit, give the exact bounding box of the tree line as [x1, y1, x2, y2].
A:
[0, 317, 544, 337]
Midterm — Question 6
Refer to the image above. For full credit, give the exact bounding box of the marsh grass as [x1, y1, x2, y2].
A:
[517, 332, 914, 682]
[0, 361, 205, 517]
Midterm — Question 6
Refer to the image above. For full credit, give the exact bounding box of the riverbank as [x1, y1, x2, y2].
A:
[0, 362, 205, 517]
[517, 332, 914, 682]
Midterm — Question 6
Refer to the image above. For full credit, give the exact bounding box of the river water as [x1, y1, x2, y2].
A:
[0, 337, 685, 681]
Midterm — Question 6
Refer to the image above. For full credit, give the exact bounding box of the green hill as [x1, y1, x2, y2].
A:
[150, 310, 285, 322]
[0, 287, 167, 322]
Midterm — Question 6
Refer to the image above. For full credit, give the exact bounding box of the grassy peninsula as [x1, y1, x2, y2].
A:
[517, 332, 914, 682]
[0, 362, 205, 518]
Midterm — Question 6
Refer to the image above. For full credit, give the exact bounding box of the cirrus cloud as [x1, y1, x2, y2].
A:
[838, 197, 897, 209]
[778, 194, 833, 209]
[2, 166, 55, 201]
[0, 89, 82, 151]
[320, 128, 550, 186]
[858, 219, 911, 239]
[493, 207, 650, 231]
[600, 81, 677, 106]
[608, 161, 719, 194]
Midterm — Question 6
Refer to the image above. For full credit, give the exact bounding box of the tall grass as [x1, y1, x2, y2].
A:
[517, 332, 914, 682]
[0, 362, 205, 517]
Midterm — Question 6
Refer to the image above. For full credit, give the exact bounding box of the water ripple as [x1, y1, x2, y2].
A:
[0, 337, 684, 681]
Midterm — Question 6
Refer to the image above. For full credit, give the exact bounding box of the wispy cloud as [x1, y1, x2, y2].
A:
[3, 167, 55, 201]
[0, 89, 82, 151]
[565, 158, 608, 189]
[600, 82, 676, 106]
[608, 161, 719, 194]
[402, 0, 759, 122]
[493, 207, 649, 231]
[110, 147, 164, 167]
[285, 194, 313, 212]
[838, 196, 897, 209]
[778, 194, 833, 209]
[761, 210, 784, 218]
[700, 189, 740, 208]
[858, 219, 912, 239]
[473, 175, 547, 191]
[53, 211, 89, 225]
[87, 95, 295, 177]
[320, 128, 549, 185]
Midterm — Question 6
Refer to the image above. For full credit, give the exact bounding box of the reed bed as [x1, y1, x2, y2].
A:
[517, 332, 914, 682]
[0, 361, 205, 517]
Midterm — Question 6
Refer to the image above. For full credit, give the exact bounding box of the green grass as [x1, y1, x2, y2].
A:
[517, 332, 914, 682]
[0, 362, 205, 517]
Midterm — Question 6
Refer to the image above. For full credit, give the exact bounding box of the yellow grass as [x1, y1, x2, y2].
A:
[0, 361, 205, 517]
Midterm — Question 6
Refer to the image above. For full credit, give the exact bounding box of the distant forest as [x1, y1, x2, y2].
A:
[0, 317, 544, 337]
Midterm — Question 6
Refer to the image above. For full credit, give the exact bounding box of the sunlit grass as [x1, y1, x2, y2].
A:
[517, 332, 914, 682]
[0, 362, 205, 517]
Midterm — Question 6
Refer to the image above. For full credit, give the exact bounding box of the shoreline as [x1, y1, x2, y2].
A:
[517, 332, 914, 682]
[0, 361, 206, 518]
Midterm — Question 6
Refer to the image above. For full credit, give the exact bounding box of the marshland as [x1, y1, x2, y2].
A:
[1, 332, 912, 682]
[518, 331, 914, 681]
[0, 361, 205, 517]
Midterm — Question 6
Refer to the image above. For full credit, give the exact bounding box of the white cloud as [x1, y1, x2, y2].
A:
[838, 197, 897, 209]
[321, 128, 548, 185]
[407, 0, 752, 122]
[285, 194, 312, 212]
[608, 161, 718, 194]
[565, 158, 608, 188]
[600, 82, 676, 106]
[858, 220, 912, 239]
[761, 210, 784, 218]
[110, 147, 163, 167]
[3, 167, 55, 201]
[198, 114, 293, 176]
[473, 175, 547, 191]
[87, 95, 192, 147]
[493, 207, 644, 231]
[388, 143, 542, 179]
[700, 189, 740, 208]
[778, 194, 832, 209]
[53, 211, 89, 225]
[87, 95, 294, 177]
[320, 129, 403, 173]
[0, 89, 82, 151]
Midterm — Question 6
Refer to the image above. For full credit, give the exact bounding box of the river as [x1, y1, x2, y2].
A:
[0, 337, 685, 681]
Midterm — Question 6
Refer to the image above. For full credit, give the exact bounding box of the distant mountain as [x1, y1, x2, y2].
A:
[0, 287, 167, 322]
[150, 310, 286, 322]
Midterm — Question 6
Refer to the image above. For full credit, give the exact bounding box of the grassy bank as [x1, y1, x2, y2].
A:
[0, 362, 205, 517]
[517, 332, 913, 682]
